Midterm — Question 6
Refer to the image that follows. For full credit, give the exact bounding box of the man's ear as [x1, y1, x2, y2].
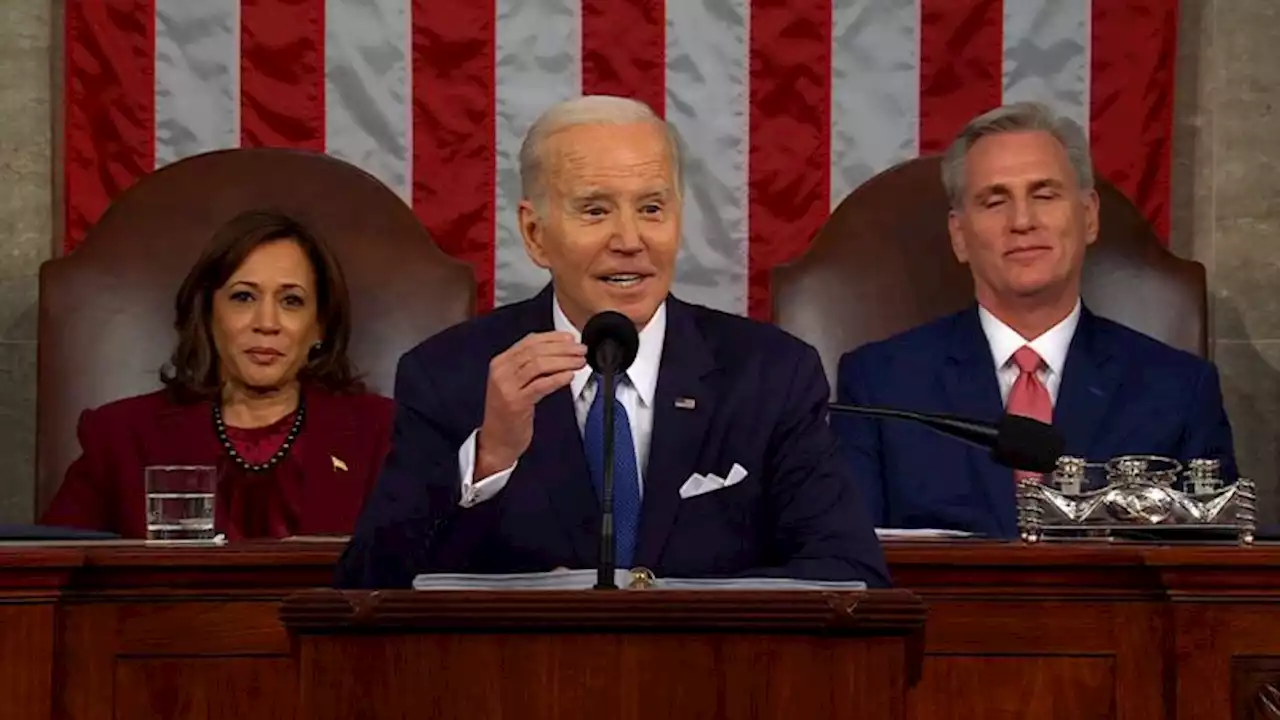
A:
[519, 200, 551, 269]
[1082, 188, 1100, 246]
[948, 209, 969, 264]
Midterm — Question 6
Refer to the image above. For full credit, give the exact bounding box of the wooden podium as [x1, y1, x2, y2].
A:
[280, 588, 927, 720]
[15, 542, 1280, 717]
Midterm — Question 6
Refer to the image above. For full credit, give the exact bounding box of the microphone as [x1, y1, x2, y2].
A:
[582, 310, 640, 590]
[828, 403, 1064, 473]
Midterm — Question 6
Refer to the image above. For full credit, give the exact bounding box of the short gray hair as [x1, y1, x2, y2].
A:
[518, 95, 684, 210]
[941, 101, 1094, 208]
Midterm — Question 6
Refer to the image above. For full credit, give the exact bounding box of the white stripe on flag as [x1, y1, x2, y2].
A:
[1002, 0, 1091, 132]
[493, 0, 583, 307]
[325, 0, 412, 200]
[830, 0, 921, 207]
[153, 0, 240, 168]
[665, 0, 750, 316]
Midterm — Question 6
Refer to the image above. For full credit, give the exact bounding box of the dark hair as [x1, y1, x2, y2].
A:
[160, 210, 364, 402]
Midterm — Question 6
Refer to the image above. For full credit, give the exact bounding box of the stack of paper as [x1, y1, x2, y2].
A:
[412, 569, 624, 591]
[412, 570, 866, 591]
[874, 527, 976, 540]
[653, 577, 867, 590]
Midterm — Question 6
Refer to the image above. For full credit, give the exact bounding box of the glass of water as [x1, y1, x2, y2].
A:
[145, 465, 217, 542]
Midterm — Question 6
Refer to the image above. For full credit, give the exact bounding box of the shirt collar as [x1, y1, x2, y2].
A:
[977, 298, 1081, 377]
[553, 295, 666, 408]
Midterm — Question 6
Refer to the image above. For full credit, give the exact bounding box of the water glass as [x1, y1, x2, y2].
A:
[145, 465, 217, 541]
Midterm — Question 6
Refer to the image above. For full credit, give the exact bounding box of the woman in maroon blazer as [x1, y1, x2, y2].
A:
[42, 210, 394, 540]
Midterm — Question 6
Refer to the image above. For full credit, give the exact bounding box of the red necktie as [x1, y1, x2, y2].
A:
[1007, 346, 1053, 482]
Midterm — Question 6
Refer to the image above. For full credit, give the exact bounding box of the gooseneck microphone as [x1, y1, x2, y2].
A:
[828, 402, 1065, 473]
[582, 311, 640, 590]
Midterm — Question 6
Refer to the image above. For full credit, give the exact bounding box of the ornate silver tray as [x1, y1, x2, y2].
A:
[1017, 455, 1256, 544]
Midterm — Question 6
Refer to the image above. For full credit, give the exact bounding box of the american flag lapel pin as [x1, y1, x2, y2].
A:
[331, 455, 348, 472]
[675, 397, 696, 410]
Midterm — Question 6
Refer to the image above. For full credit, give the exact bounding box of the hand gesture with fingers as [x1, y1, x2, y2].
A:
[475, 331, 586, 477]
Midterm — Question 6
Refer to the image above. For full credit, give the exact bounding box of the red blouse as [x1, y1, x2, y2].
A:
[219, 412, 301, 540]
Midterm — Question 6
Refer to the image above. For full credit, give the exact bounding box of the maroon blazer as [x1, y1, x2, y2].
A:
[41, 385, 394, 539]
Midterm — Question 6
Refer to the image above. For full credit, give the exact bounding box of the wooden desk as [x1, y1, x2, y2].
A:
[2, 541, 1279, 720]
[0, 542, 336, 720]
[283, 587, 925, 719]
[886, 541, 1280, 720]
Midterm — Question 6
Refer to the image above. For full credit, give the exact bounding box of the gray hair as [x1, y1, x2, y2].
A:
[941, 101, 1094, 208]
[518, 95, 684, 210]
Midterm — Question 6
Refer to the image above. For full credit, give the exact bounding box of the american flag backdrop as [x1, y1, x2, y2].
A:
[63, 0, 1178, 319]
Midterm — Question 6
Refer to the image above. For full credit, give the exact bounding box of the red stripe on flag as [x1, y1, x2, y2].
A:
[411, 1, 497, 311]
[918, 0, 1003, 154]
[581, 0, 666, 116]
[241, 0, 325, 150]
[63, 0, 156, 253]
[1091, 0, 1177, 243]
[747, 0, 832, 321]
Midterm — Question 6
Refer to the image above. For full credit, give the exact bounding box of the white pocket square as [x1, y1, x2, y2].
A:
[679, 463, 749, 499]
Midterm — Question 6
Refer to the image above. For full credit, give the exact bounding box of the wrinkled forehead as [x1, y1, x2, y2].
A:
[545, 123, 677, 197]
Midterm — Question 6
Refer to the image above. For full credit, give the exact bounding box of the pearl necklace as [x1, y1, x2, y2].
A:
[212, 394, 306, 472]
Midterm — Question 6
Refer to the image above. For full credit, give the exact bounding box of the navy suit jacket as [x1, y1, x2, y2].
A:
[833, 305, 1237, 538]
[335, 287, 889, 588]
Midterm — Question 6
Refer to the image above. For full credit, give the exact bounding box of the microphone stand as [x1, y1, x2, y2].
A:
[828, 401, 1064, 473]
[595, 366, 618, 590]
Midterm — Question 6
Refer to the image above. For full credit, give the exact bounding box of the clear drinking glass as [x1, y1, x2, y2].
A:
[144, 465, 217, 541]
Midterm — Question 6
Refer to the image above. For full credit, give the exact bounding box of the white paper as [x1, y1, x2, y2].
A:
[654, 577, 867, 590]
[412, 570, 867, 591]
[413, 569, 622, 591]
[874, 528, 976, 540]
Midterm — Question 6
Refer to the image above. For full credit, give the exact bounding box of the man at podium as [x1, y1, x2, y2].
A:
[335, 95, 889, 589]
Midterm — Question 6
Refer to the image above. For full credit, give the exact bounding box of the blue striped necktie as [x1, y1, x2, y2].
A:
[583, 372, 641, 568]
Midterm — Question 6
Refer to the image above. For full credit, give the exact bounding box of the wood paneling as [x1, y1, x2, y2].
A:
[7, 541, 1280, 719]
[912, 656, 1116, 720]
[114, 658, 295, 720]
[285, 590, 924, 720]
[0, 604, 56, 720]
[37, 543, 334, 720]
[1232, 658, 1280, 720]
[115, 601, 289, 655]
[300, 634, 908, 720]
[56, 602, 298, 720]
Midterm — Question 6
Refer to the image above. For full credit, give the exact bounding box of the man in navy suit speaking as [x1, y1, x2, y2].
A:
[336, 95, 888, 589]
[833, 102, 1237, 539]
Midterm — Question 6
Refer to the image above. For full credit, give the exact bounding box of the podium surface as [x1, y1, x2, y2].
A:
[281, 587, 926, 720]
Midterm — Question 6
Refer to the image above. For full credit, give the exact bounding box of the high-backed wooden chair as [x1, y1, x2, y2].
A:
[37, 148, 475, 516]
[772, 155, 1206, 395]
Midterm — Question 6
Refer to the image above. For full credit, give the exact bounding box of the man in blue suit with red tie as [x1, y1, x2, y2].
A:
[336, 95, 889, 589]
[833, 102, 1238, 539]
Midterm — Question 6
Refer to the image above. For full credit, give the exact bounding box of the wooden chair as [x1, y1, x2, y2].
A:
[772, 155, 1206, 395]
[37, 148, 475, 515]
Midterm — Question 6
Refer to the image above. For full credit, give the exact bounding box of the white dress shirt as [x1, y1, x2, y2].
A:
[977, 298, 1081, 407]
[455, 296, 667, 507]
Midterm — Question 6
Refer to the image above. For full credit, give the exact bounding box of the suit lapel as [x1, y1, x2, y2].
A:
[633, 299, 716, 568]
[1053, 308, 1122, 456]
[519, 286, 600, 565]
[942, 308, 1017, 536]
[294, 388, 364, 530]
